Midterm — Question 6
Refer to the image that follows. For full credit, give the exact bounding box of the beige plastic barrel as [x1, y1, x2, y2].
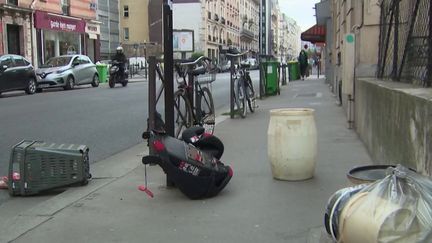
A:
[267, 108, 317, 180]
[339, 192, 421, 243]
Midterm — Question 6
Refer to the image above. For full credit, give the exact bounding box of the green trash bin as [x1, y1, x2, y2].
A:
[262, 61, 280, 95]
[288, 61, 300, 81]
[96, 64, 108, 83]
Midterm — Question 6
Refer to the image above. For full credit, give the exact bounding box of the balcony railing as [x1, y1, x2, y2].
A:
[240, 28, 254, 40]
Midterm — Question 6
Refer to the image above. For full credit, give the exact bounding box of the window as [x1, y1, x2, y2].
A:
[124, 28, 129, 40]
[7, 0, 18, 5]
[61, 0, 70, 15]
[13, 56, 26, 67]
[124, 5, 129, 17]
[79, 56, 90, 64]
[0, 56, 13, 68]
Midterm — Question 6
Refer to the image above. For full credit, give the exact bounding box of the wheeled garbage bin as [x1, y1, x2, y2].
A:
[288, 61, 300, 81]
[261, 61, 280, 96]
[96, 64, 108, 83]
[8, 140, 91, 196]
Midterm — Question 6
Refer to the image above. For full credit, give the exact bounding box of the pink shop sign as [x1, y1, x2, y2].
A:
[34, 11, 85, 33]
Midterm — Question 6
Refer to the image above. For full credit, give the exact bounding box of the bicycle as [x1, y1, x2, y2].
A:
[173, 56, 217, 138]
[153, 56, 217, 138]
[226, 51, 257, 118]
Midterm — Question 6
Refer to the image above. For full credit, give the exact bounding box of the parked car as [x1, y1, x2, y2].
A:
[36, 55, 99, 91]
[241, 58, 259, 70]
[0, 54, 37, 96]
[218, 61, 232, 73]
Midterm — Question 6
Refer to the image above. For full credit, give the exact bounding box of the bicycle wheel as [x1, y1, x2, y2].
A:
[235, 78, 246, 118]
[197, 86, 215, 134]
[246, 80, 256, 113]
[174, 90, 193, 138]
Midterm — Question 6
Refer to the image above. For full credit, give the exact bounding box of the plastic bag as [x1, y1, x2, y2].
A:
[0, 176, 8, 189]
[338, 165, 432, 243]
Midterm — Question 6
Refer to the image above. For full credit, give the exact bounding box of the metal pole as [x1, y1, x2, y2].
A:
[163, 0, 174, 137]
[230, 56, 235, 118]
[392, 0, 399, 80]
[427, 0, 432, 87]
[163, 0, 175, 187]
[148, 56, 157, 135]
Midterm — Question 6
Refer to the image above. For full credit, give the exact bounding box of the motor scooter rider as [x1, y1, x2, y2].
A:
[112, 46, 127, 79]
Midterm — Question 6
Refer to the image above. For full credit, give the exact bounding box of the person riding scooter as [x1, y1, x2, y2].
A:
[112, 46, 127, 79]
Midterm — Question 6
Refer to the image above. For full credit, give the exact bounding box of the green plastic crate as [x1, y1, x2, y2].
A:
[8, 140, 91, 196]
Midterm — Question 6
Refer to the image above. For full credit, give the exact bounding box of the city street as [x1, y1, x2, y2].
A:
[0, 70, 260, 204]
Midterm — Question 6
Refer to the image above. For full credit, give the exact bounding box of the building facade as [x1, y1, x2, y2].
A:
[239, 0, 259, 54]
[0, 0, 33, 62]
[33, 0, 99, 65]
[97, 0, 119, 60]
[119, 0, 149, 57]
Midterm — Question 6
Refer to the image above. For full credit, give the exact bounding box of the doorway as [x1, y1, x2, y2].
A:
[7, 24, 21, 55]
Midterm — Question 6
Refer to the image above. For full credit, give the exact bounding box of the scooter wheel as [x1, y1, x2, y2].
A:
[109, 78, 115, 88]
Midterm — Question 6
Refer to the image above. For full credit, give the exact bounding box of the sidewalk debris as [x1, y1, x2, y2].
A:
[325, 165, 432, 243]
[0, 176, 8, 189]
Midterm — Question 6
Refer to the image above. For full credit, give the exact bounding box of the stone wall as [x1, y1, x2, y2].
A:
[355, 78, 432, 176]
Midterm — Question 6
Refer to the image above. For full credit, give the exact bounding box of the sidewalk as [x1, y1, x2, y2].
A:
[0, 77, 372, 243]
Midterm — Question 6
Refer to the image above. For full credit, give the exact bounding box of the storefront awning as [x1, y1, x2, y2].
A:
[301, 25, 326, 44]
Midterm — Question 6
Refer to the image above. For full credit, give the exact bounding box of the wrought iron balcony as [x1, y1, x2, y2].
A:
[240, 28, 254, 41]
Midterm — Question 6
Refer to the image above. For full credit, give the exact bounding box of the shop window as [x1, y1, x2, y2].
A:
[124, 28, 129, 40]
[124, 5, 129, 18]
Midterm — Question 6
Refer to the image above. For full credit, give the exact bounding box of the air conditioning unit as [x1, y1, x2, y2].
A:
[8, 140, 91, 196]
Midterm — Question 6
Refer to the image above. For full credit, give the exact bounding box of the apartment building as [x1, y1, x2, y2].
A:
[97, 0, 120, 60]
[119, 0, 149, 57]
[0, 0, 33, 61]
[270, 0, 279, 56]
[239, 0, 259, 54]
[286, 17, 301, 61]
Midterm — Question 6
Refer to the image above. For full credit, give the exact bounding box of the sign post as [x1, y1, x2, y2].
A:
[163, 0, 175, 187]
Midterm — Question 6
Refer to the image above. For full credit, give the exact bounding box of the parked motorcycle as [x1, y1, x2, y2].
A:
[109, 61, 128, 88]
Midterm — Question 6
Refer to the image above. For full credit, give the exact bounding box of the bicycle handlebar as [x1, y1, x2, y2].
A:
[177, 56, 211, 66]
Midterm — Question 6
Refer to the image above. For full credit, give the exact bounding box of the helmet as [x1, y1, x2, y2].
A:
[116, 46, 123, 53]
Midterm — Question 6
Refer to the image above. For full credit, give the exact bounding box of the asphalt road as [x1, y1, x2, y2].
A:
[0, 70, 260, 199]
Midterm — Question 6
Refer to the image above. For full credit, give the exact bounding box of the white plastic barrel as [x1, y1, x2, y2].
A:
[267, 108, 317, 180]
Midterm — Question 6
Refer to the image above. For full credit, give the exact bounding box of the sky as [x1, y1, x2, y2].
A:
[278, 0, 320, 32]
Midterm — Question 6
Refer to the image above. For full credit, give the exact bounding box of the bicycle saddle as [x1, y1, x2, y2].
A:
[182, 127, 224, 159]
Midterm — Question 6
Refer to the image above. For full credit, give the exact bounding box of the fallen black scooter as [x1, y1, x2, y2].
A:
[141, 116, 232, 199]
